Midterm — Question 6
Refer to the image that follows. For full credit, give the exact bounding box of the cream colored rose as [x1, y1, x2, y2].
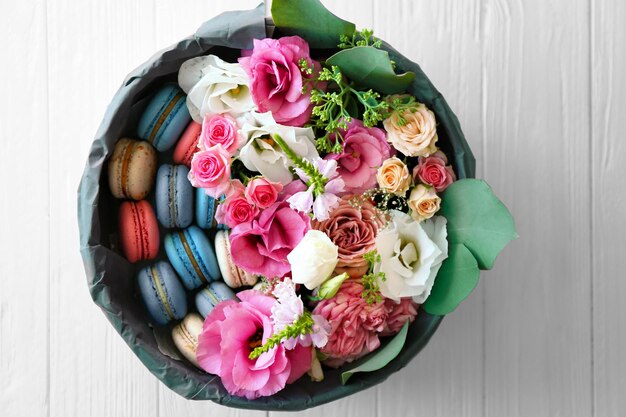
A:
[408, 184, 441, 222]
[383, 103, 438, 157]
[376, 157, 411, 194]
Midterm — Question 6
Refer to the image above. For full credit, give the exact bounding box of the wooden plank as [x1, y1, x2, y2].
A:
[482, 0, 592, 416]
[0, 2, 50, 416]
[374, 1, 486, 415]
[591, 1, 626, 416]
[47, 1, 160, 416]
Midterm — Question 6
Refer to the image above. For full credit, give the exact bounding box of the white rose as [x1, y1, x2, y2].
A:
[374, 211, 448, 302]
[178, 55, 255, 122]
[238, 111, 319, 185]
[287, 230, 339, 290]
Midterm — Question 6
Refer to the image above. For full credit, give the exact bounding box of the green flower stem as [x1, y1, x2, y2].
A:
[271, 134, 327, 195]
[249, 312, 315, 360]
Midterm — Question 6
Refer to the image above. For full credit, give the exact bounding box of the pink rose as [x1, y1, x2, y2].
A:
[325, 120, 392, 195]
[245, 177, 283, 209]
[312, 279, 417, 367]
[239, 36, 320, 127]
[230, 200, 311, 278]
[215, 181, 259, 228]
[188, 145, 232, 198]
[200, 114, 242, 155]
[313, 197, 386, 278]
[197, 290, 311, 399]
[413, 151, 456, 192]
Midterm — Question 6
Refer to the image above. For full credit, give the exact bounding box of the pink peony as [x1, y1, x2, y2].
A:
[413, 151, 456, 192]
[230, 200, 311, 278]
[215, 180, 259, 228]
[325, 120, 392, 195]
[312, 279, 418, 367]
[196, 290, 311, 399]
[200, 113, 242, 155]
[313, 196, 386, 278]
[239, 36, 320, 127]
[188, 144, 232, 198]
[245, 177, 283, 209]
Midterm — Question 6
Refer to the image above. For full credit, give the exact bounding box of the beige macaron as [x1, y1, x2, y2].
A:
[214, 230, 258, 288]
[108, 138, 157, 200]
[171, 313, 204, 368]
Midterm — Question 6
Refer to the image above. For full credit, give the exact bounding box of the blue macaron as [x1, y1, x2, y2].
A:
[156, 164, 194, 228]
[137, 84, 191, 152]
[164, 225, 221, 290]
[137, 261, 187, 326]
[195, 187, 217, 229]
[195, 282, 237, 318]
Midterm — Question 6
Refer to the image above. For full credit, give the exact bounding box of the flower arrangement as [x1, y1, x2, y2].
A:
[80, 0, 517, 409]
[174, 1, 517, 399]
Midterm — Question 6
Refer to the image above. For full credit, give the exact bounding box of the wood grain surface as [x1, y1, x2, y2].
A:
[0, 0, 623, 416]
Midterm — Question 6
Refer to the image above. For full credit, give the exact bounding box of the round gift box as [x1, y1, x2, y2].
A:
[78, 5, 475, 411]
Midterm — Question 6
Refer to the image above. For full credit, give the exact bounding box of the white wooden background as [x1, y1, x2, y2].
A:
[1, 0, 624, 416]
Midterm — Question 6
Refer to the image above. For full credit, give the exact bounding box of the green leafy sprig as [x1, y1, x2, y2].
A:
[362, 250, 386, 304]
[338, 28, 382, 49]
[306, 65, 391, 153]
[382, 95, 420, 126]
[271, 134, 328, 196]
[249, 311, 315, 360]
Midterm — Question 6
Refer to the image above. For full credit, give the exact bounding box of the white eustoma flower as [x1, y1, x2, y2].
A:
[287, 230, 339, 290]
[238, 111, 319, 184]
[374, 211, 448, 302]
[178, 55, 255, 122]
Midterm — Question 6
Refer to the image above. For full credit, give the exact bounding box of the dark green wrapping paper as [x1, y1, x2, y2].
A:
[78, 4, 475, 411]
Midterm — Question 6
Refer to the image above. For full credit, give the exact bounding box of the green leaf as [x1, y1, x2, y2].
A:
[271, 0, 355, 48]
[423, 244, 480, 315]
[341, 320, 409, 384]
[326, 46, 416, 94]
[441, 179, 518, 270]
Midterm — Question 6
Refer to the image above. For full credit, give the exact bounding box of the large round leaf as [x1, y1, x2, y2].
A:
[423, 244, 480, 315]
[441, 179, 518, 270]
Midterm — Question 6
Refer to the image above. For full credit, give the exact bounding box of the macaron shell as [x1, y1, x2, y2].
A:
[155, 164, 194, 228]
[214, 230, 258, 288]
[171, 313, 204, 367]
[173, 121, 201, 167]
[137, 85, 191, 152]
[164, 226, 220, 290]
[108, 138, 157, 200]
[119, 200, 159, 262]
[195, 187, 217, 229]
[137, 261, 187, 326]
[195, 282, 236, 318]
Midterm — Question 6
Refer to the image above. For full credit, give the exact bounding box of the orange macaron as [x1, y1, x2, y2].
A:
[118, 200, 160, 262]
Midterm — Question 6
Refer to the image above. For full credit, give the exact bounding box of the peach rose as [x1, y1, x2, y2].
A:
[313, 197, 386, 278]
[408, 184, 441, 222]
[376, 157, 411, 194]
[383, 103, 438, 157]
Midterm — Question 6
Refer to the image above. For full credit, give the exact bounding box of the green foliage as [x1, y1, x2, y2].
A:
[271, 0, 355, 48]
[341, 320, 410, 384]
[423, 244, 480, 315]
[249, 311, 314, 360]
[338, 28, 382, 49]
[361, 250, 386, 304]
[271, 134, 328, 196]
[326, 46, 416, 95]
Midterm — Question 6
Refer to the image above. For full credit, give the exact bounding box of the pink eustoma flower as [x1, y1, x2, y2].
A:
[239, 36, 321, 127]
[196, 290, 312, 399]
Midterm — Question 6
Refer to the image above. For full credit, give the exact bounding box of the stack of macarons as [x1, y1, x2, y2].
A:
[106, 83, 260, 368]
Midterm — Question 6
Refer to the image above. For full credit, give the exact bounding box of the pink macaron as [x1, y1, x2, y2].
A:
[173, 121, 202, 167]
[118, 200, 160, 262]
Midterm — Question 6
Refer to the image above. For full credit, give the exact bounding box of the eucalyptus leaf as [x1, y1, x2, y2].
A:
[441, 179, 518, 270]
[341, 320, 409, 384]
[326, 46, 416, 94]
[423, 244, 480, 315]
[271, 0, 355, 48]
